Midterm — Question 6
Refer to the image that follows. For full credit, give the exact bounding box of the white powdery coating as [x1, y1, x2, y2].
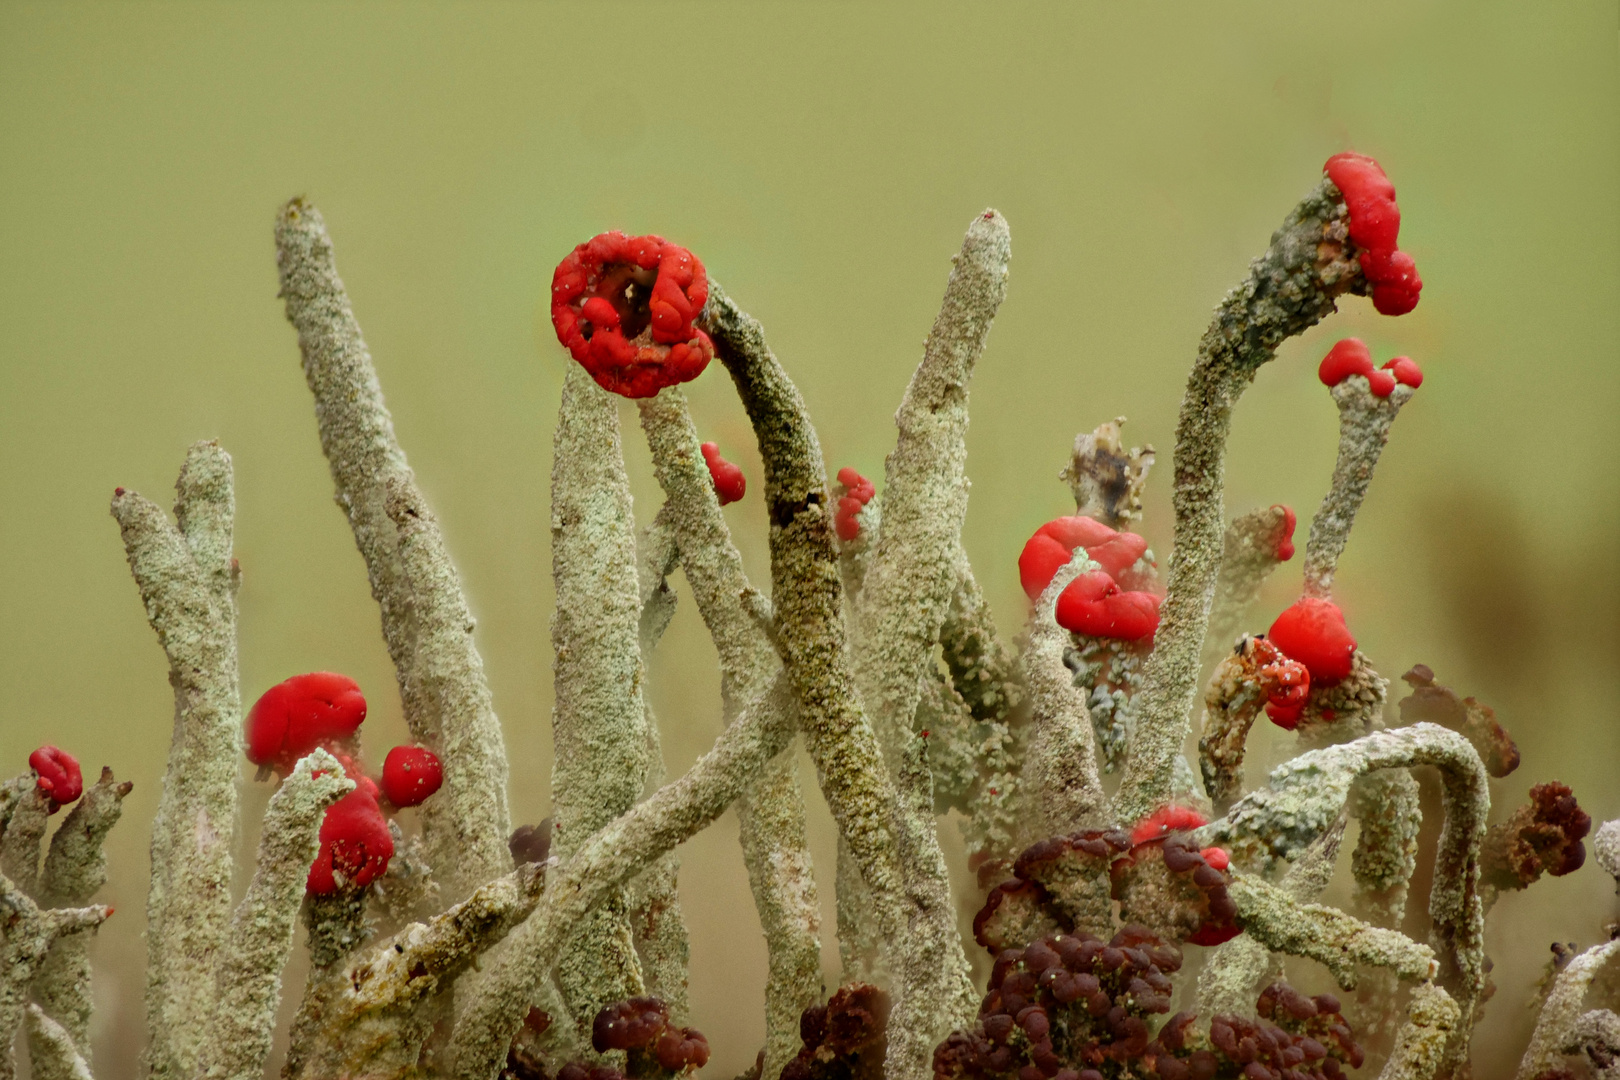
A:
[198, 750, 352, 1080]
[1227, 871, 1436, 989]
[0, 872, 110, 1080]
[1196, 813, 1345, 1016]
[446, 676, 800, 1080]
[0, 785, 47, 898]
[275, 198, 511, 902]
[1022, 552, 1110, 835]
[1202, 722, 1490, 1066]
[112, 440, 241, 1080]
[851, 208, 1010, 1041]
[1379, 983, 1461, 1080]
[549, 363, 652, 1026]
[1115, 180, 1359, 826]
[1518, 939, 1620, 1080]
[289, 862, 548, 1079]
[23, 1005, 92, 1080]
[385, 475, 512, 895]
[703, 282, 961, 1080]
[30, 767, 132, 1063]
[638, 388, 821, 1076]
[1594, 818, 1620, 880]
[1302, 376, 1415, 598]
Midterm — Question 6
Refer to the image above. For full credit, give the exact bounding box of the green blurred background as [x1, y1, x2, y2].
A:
[1, 3, 1615, 1076]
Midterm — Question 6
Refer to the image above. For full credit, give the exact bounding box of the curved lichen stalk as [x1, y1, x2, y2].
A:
[637, 387, 822, 1077]
[1199, 723, 1489, 1068]
[1115, 178, 1361, 825]
[700, 281, 976, 1080]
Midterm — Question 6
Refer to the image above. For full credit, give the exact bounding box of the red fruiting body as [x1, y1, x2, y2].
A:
[245, 672, 367, 776]
[1318, 338, 1375, 387]
[1268, 598, 1357, 686]
[835, 467, 875, 542]
[550, 232, 714, 398]
[381, 744, 444, 808]
[1018, 516, 1149, 601]
[307, 783, 394, 894]
[1054, 571, 1161, 643]
[1324, 153, 1422, 316]
[29, 746, 83, 812]
[1384, 356, 1423, 388]
[1273, 505, 1297, 562]
[1257, 642, 1312, 731]
[1129, 805, 1209, 846]
[699, 442, 746, 505]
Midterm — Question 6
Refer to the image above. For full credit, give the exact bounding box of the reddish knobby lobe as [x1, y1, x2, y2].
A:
[1017, 516, 1149, 601]
[381, 744, 444, 808]
[1054, 571, 1162, 643]
[1324, 153, 1422, 316]
[1129, 805, 1209, 846]
[307, 780, 394, 894]
[1268, 597, 1357, 686]
[1273, 505, 1297, 562]
[245, 672, 367, 776]
[700, 442, 746, 506]
[1384, 356, 1423, 388]
[29, 746, 83, 812]
[550, 232, 714, 398]
[834, 467, 875, 542]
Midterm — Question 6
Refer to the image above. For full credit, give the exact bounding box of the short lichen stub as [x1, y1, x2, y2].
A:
[27, 154, 1602, 1080]
[551, 231, 715, 397]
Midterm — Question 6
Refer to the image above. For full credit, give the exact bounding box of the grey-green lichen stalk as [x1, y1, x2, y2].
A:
[275, 198, 511, 901]
[112, 440, 242, 1080]
[1302, 375, 1416, 598]
[637, 388, 822, 1079]
[1116, 178, 1361, 825]
[548, 363, 653, 1030]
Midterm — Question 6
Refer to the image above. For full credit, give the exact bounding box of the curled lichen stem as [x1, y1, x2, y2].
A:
[1115, 178, 1359, 825]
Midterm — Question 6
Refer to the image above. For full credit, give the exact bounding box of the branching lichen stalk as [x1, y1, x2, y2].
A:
[549, 363, 652, 1027]
[29, 767, 131, 1063]
[199, 750, 352, 1080]
[1302, 377, 1415, 598]
[23, 1005, 92, 1080]
[275, 198, 511, 902]
[1115, 179, 1359, 825]
[0, 872, 110, 1080]
[112, 440, 240, 1080]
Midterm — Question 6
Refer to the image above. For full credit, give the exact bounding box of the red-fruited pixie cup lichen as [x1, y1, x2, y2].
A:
[700, 442, 746, 506]
[28, 745, 83, 813]
[834, 467, 875, 542]
[1324, 153, 1422, 316]
[1017, 516, 1149, 601]
[1054, 571, 1161, 643]
[245, 672, 367, 777]
[1268, 597, 1357, 686]
[1318, 339, 1423, 399]
[307, 782, 395, 894]
[551, 232, 714, 398]
[1117, 807, 1240, 947]
[381, 744, 444, 808]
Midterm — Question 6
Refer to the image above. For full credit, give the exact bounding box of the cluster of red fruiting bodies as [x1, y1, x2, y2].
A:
[1324, 153, 1421, 317]
[836, 468, 876, 542]
[244, 672, 443, 894]
[551, 232, 714, 399]
[1317, 339, 1422, 398]
[1018, 517, 1161, 643]
[701, 442, 746, 505]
